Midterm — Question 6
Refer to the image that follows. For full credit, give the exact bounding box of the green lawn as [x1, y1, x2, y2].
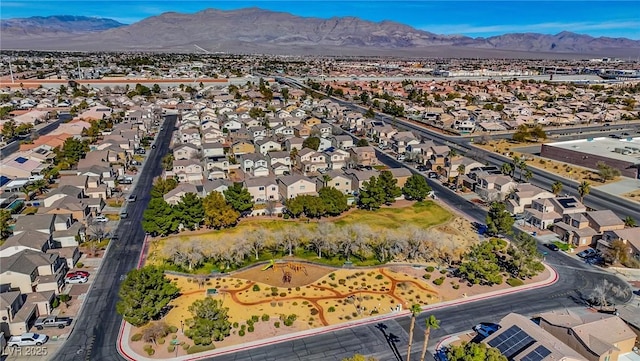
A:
[332, 201, 451, 229]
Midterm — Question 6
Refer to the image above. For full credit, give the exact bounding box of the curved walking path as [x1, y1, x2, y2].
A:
[179, 267, 439, 326]
[117, 263, 559, 361]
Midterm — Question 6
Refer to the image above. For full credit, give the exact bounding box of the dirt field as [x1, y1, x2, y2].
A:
[233, 262, 334, 288]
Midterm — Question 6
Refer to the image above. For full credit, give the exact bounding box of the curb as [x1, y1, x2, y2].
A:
[116, 263, 558, 361]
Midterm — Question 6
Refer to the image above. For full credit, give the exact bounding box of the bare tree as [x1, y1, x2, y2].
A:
[87, 223, 106, 256]
[162, 238, 204, 271]
[308, 223, 335, 258]
[277, 228, 302, 257]
[265, 200, 277, 217]
[339, 224, 370, 261]
[588, 280, 630, 309]
[246, 228, 268, 260]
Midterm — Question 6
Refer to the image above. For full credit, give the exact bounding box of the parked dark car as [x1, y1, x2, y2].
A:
[544, 243, 559, 251]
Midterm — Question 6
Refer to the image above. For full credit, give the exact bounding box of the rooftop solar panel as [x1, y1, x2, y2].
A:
[520, 345, 551, 361]
[15, 157, 28, 164]
[488, 325, 536, 360]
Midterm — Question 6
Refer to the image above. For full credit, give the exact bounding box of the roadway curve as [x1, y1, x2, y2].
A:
[50, 115, 177, 361]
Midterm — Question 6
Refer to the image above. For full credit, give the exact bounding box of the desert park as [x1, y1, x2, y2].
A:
[125, 201, 549, 358]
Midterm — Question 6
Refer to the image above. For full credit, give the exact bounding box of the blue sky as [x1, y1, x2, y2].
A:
[2, 1, 639, 39]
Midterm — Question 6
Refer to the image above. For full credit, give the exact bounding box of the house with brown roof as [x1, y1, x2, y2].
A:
[484, 313, 587, 361]
[585, 210, 624, 234]
[348, 146, 378, 167]
[231, 140, 254, 155]
[0, 250, 68, 294]
[599, 228, 640, 261]
[318, 171, 354, 195]
[277, 175, 317, 200]
[173, 144, 200, 160]
[506, 183, 556, 215]
[538, 309, 636, 361]
[526, 197, 586, 230]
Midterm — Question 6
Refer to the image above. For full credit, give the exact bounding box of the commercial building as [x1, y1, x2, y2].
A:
[540, 137, 640, 179]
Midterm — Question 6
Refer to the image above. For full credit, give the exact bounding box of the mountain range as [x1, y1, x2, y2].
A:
[2, 8, 640, 58]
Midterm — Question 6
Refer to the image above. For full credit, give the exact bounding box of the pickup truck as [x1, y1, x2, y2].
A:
[34, 316, 72, 330]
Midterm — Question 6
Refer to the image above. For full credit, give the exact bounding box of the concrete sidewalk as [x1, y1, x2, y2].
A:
[117, 263, 559, 361]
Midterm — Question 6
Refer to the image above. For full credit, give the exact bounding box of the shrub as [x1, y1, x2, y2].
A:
[248, 326, 255, 332]
[168, 326, 178, 333]
[310, 308, 319, 316]
[279, 292, 287, 297]
[507, 278, 524, 287]
[261, 314, 270, 322]
[168, 345, 175, 352]
[52, 297, 60, 308]
[425, 266, 435, 272]
[328, 306, 336, 312]
[439, 269, 447, 274]
[76, 262, 84, 268]
[252, 284, 260, 292]
[433, 277, 445, 286]
[182, 344, 190, 351]
[171, 334, 177, 340]
[247, 319, 254, 327]
[238, 330, 245, 337]
[422, 274, 431, 280]
[274, 321, 280, 328]
[158, 338, 166, 345]
[130, 333, 143, 342]
[187, 344, 216, 355]
[375, 274, 384, 280]
[251, 315, 259, 322]
[233, 322, 239, 328]
[143, 345, 155, 356]
[453, 284, 460, 290]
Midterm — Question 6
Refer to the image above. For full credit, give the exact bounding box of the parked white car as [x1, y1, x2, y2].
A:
[65, 275, 88, 284]
[7, 333, 48, 347]
[93, 215, 108, 223]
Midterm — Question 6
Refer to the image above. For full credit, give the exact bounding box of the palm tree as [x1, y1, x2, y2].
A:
[456, 164, 466, 190]
[32, 179, 49, 196]
[321, 174, 332, 188]
[551, 181, 563, 196]
[419, 315, 440, 361]
[406, 303, 422, 361]
[577, 181, 591, 203]
[523, 169, 534, 182]
[624, 216, 636, 228]
[500, 162, 513, 176]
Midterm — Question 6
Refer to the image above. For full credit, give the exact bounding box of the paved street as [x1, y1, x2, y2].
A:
[48, 115, 177, 361]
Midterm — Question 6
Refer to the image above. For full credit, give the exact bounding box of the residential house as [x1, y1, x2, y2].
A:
[525, 197, 586, 230]
[284, 137, 305, 152]
[506, 183, 555, 214]
[267, 151, 292, 168]
[231, 140, 254, 155]
[475, 174, 518, 202]
[57, 175, 89, 192]
[277, 175, 317, 200]
[255, 138, 282, 155]
[598, 228, 640, 261]
[446, 157, 485, 178]
[293, 125, 311, 138]
[331, 135, 354, 150]
[296, 148, 327, 174]
[244, 177, 279, 204]
[324, 148, 350, 170]
[483, 313, 587, 361]
[0, 290, 55, 336]
[0, 231, 53, 258]
[391, 131, 420, 154]
[0, 250, 68, 294]
[171, 159, 204, 183]
[318, 171, 353, 194]
[312, 123, 333, 138]
[345, 169, 379, 191]
[348, 146, 378, 167]
[388, 168, 413, 188]
[202, 143, 225, 158]
[173, 144, 200, 160]
[539, 309, 636, 361]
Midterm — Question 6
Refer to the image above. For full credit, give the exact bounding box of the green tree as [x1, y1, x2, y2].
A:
[624, 216, 636, 227]
[202, 191, 239, 229]
[406, 303, 422, 361]
[175, 193, 204, 230]
[53, 137, 89, 168]
[302, 136, 321, 151]
[1, 120, 17, 139]
[161, 154, 174, 171]
[512, 125, 529, 143]
[223, 183, 254, 213]
[116, 266, 179, 327]
[184, 298, 232, 345]
[318, 187, 349, 216]
[458, 239, 507, 285]
[402, 174, 432, 201]
[597, 161, 620, 182]
[358, 176, 385, 210]
[419, 315, 440, 361]
[486, 202, 514, 236]
[15, 123, 33, 135]
[500, 162, 513, 176]
[150, 178, 178, 199]
[551, 180, 563, 196]
[447, 342, 507, 361]
[507, 232, 544, 278]
[577, 181, 591, 203]
[356, 138, 369, 147]
[142, 198, 180, 236]
[378, 170, 401, 205]
[152, 84, 161, 93]
[0, 209, 13, 241]
[530, 125, 547, 141]
[364, 108, 376, 119]
[285, 196, 305, 218]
